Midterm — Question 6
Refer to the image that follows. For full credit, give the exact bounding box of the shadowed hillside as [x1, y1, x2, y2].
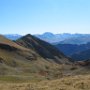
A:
[55, 43, 90, 61]
[16, 34, 70, 64]
[71, 49, 90, 61]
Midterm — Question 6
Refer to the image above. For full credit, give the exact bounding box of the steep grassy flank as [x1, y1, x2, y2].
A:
[0, 35, 31, 52]
[0, 35, 76, 80]
[16, 34, 70, 64]
[0, 35, 90, 82]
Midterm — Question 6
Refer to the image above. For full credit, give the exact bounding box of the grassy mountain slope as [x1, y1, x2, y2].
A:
[0, 35, 90, 90]
[0, 34, 75, 81]
[16, 34, 70, 64]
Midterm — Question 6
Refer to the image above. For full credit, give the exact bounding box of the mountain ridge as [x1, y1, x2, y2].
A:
[0, 34, 74, 81]
[4, 33, 90, 44]
[16, 34, 70, 64]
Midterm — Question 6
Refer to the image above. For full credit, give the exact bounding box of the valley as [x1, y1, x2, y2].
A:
[0, 34, 90, 90]
[1, 0, 90, 89]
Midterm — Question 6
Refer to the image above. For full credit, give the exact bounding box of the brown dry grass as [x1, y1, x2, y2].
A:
[0, 75, 90, 90]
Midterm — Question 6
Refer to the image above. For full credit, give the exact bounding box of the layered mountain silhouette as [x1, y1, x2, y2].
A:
[4, 34, 22, 40]
[59, 36, 90, 45]
[55, 43, 90, 61]
[0, 34, 90, 81]
[3, 33, 90, 62]
[4, 33, 90, 44]
[16, 34, 70, 64]
[35, 33, 81, 43]
[34, 33, 90, 44]
[0, 34, 73, 79]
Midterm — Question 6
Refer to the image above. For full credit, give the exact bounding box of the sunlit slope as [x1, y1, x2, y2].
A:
[0, 35, 30, 51]
[0, 35, 74, 80]
[0, 75, 90, 90]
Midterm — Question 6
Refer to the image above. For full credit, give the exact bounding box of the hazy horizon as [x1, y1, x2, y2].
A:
[1, 0, 90, 34]
[2, 32, 90, 35]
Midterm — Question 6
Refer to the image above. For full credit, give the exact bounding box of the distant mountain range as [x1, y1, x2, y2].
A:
[3, 33, 90, 61]
[35, 33, 90, 45]
[59, 35, 90, 45]
[35, 32, 88, 44]
[55, 42, 90, 61]
[4, 34, 22, 40]
[4, 33, 90, 45]
[34, 32, 74, 43]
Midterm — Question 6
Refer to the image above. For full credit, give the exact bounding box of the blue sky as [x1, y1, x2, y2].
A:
[0, 0, 90, 34]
